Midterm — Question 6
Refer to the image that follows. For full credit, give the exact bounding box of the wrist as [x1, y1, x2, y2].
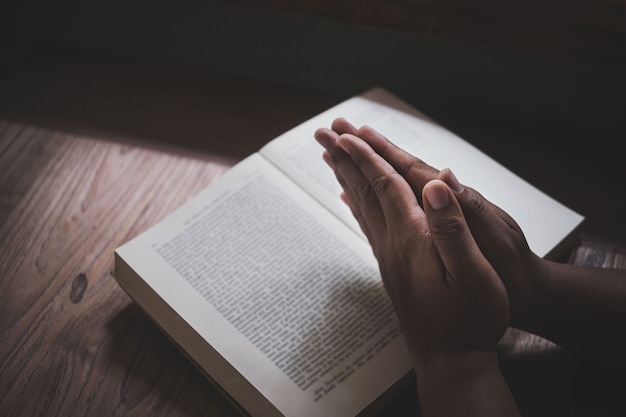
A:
[414, 350, 522, 417]
[415, 349, 501, 383]
[508, 256, 553, 331]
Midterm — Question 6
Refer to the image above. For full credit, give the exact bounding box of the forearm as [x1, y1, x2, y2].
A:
[415, 351, 522, 417]
[518, 261, 626, 369]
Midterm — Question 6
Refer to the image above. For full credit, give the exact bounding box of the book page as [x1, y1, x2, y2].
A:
[259, 87, 584, 258]
[116, 154, 412, 417]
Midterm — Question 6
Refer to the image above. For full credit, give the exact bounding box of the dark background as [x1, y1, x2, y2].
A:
[1, 0, 625, 240]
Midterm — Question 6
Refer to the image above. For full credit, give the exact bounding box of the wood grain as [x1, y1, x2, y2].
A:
[0, 122, 236, 416]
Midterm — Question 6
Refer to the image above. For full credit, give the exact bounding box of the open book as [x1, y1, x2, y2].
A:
[113, 87, 584, 417]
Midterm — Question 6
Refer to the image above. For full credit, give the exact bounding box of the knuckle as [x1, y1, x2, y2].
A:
[464, 187, 489, 216]
[369, 172, 397, 198]
[429, 216, 466, 240]
[401, 155, 436, 181]
[351, 180, 373, 204]
[402, 157, 426, 176]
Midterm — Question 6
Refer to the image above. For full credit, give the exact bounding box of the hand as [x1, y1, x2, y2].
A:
[316, 131, 522, 416]
[317, 118, 547, 330]
[315, 130, 509, 363]
[316, 127, 524, 416]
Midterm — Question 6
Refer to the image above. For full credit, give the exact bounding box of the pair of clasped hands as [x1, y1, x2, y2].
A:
[315, 118, 626, 417]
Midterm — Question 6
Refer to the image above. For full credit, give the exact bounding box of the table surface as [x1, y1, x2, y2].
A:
[1, 47, 625, 417]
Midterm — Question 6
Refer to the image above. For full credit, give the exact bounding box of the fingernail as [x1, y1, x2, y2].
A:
[425, 183, 450, 210]
[337, 135, 352, 154]
[443, 168, 464, 193]
[314, 130, 329, 148]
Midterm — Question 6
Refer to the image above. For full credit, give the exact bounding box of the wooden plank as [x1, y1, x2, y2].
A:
[0, 123, 237, 416]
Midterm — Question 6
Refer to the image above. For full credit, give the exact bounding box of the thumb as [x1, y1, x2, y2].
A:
[422, 179, 486, 276]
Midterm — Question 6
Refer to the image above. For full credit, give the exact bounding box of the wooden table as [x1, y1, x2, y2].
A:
[1, 47, 625, 417]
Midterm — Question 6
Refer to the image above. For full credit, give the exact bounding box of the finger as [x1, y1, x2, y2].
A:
[314, 127, 340, 150]
[317, 126, 432, 246]
[315, 128, 380, 242]
[337, 133, 423, 236]
[315, 128, 369, 211]
[339, 190, 374, 241]
[356, 125, 440, 202]
[331, 118, 359, 135]
[437, 168, 529, 263]
[423, 179, 510, 341]
[437, 168, 465, 193]
[422, 179, 490, 280]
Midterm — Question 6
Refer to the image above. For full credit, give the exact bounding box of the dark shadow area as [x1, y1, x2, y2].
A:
[2, 43, 624, 243]
[500, 237, 626, 416]
[208, 0, 626, 71]
[105, 301, 240, 416]
[410, 112, 626, 244]
[0, 45, 339, 160]
[502, 355, 626, 417]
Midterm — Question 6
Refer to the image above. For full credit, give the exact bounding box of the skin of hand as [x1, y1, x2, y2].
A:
[316, 118, 626, 372]
[316, 118, 547, 331]
[315, 130, 521, 416]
